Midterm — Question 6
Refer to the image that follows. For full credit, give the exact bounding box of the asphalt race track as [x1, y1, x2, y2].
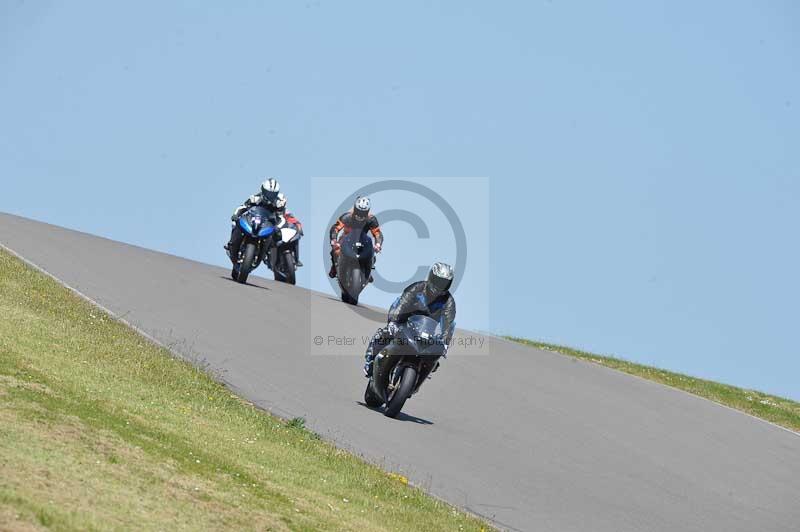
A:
[2, 213, 798, 532]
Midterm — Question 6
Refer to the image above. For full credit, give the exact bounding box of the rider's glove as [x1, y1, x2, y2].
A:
[387, 321, 399, 336]
[374, 242, 382, 253]
[331, 240, 340, 250]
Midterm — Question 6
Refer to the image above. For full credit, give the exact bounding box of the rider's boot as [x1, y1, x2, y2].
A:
[225, 243, 238, 264]
[364, 326, 390, 377]
[328, 248, 338, 278]
[363, 334, 378, 377]
[293, 243, 303, 267]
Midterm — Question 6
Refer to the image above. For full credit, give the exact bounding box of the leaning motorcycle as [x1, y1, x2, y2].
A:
[336, 230, 374, 305]
[231, 206, 302, 285]
[364, 315, 446, 418]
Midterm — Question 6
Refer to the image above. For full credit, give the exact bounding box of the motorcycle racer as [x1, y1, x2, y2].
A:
[363, 262, 456, 377]
[225, 178, 303, 267]
[328, 196, 383, 280]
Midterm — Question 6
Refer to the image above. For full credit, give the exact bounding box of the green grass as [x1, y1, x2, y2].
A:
[0, 248, 491, 532]
[506, 337, 800, 433]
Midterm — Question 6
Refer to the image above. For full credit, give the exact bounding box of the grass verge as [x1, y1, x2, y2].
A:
[0, 248, 490, 531]
[506, 337, 800, 434]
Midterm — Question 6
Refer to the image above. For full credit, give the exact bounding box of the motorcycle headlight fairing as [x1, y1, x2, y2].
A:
[258, 225, 275, 237]
[239, 216, 253, 235]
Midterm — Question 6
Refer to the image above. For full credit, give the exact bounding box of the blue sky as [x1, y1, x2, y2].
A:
[1, 1, 798, 399]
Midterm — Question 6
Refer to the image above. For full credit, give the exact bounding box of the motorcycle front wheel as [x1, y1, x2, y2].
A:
[384, 366, 417, 418]
[236, 243, 257, 284]
[274, 251, 296, 285]
[345, 266, 363, 305]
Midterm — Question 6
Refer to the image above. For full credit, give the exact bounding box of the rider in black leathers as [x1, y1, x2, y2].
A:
[328, 196, 383, 280]
[363, 262, 456, 377]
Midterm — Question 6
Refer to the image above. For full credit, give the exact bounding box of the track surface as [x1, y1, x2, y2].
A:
[2, 213, 798, 532]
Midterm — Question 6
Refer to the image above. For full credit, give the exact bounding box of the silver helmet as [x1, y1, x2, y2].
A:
[353, 196, 371, 222]
[425, 262, 454, 299]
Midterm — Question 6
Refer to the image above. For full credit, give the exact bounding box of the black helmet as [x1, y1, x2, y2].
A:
[353, 196, 370, 222]
[424, 262, 454, 300]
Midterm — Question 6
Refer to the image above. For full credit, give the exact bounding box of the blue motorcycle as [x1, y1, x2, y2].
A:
[232, 206, 302, 285]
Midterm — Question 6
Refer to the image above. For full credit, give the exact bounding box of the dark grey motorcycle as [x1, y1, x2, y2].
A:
[336, 230, 374, 305]
[364, 315, 446, 418]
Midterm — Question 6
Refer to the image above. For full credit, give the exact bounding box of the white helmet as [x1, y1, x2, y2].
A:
[275, 192, 287, 211]
[353, 196, 371, 222]
[260, 178, 281, 204]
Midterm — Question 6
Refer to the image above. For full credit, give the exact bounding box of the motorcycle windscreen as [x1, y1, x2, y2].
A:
[242, 206, 274, 236]
[408, 314, 444, 355]
[248, 205, 272, 218]
[340, 230, 374, 259]
[407, 315, 441, 338]
[406, 316, 447, 354]
[401, 314, 444, 356]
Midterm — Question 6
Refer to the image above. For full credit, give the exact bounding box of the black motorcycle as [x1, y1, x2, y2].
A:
[336, 230, 375, 305]
[231, 206, 302, 285]
[364, 315, 446, 418]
